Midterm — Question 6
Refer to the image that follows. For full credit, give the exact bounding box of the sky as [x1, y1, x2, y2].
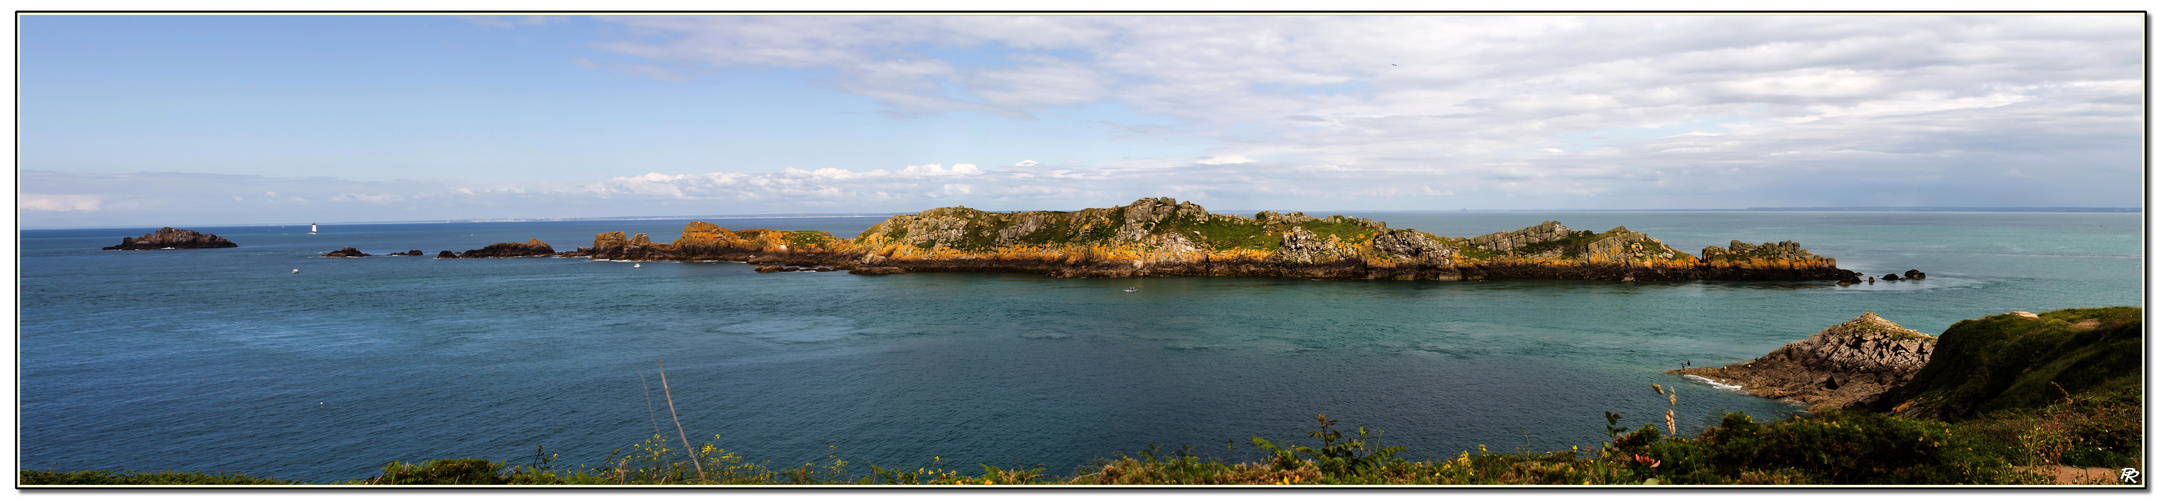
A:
[15, 13, 2147, 228]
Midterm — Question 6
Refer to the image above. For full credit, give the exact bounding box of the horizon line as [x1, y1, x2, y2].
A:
[19, 206, 2141, 231]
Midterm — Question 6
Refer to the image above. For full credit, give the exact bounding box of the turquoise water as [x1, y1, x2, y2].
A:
[16, 211, 2142, 481]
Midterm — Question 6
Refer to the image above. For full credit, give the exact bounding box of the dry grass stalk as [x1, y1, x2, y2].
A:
[657, 359, 708, 483]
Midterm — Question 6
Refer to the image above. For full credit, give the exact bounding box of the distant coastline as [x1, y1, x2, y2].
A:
[21, 206, 2137, 231]
[1735, 207, 2138, 213]
[1334, 207, 2141, 214]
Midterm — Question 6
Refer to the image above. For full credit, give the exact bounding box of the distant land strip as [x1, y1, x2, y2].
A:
[541, 197, 1868, 282]
[1737, 207, 2138, 213]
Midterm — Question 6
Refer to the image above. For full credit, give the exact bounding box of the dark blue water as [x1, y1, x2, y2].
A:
[17, 212, 2142, 481]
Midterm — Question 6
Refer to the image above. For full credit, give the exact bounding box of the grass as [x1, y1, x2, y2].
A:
[26, 403, 2132, 486]
[1172, 216, 1280, 251]
[18, 470, 297, 485]
[1884, 306, 2141, 420]
[784, 231, 835, 248]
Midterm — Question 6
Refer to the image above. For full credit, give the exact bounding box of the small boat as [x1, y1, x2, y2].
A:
[634, 263, 642, 268]
[1123, 287, 1138, 293]
[291, 269, 300, 274]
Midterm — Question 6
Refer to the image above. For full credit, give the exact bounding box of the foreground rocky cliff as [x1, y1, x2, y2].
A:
[1674, 307, 2141, 423]
[563, 198, 1857, 281]
[102, 228, 238, 250]
[1873, 307, 2141, 421]
[1671, 313, 1935, 411]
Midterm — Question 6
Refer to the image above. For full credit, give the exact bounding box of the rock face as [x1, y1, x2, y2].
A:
[322, 247, 371, 257]
[450, 239, 556, 258]
[102, 228, 238, 250]
[553, 198, 1855, 282]
[1670, 313, 1935, 411]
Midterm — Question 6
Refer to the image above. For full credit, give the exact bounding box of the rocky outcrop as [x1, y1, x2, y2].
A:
[385, 250, 424, 256]
[1903, 269, 1926, 280]
[102, 228, 238, 250]
[1697, 240, 1860, 282]
[450, 239, 556, 258]
[322, 247, 371, 257]
[1670, 313, 1935, 411]
[554, 198, 1855, 282]
[436, 251, 458, 259]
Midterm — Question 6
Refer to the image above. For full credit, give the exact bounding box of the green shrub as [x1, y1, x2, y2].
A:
[19, 469, 296, 485]
[369, 458, 508, 485]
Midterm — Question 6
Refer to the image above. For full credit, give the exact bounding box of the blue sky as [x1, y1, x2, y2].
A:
[17, 14, 2146, 228]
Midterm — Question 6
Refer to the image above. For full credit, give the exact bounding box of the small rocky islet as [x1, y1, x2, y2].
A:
[101, 227, 238, 250]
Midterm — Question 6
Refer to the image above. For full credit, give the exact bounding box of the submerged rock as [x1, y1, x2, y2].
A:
[322, 247, 371, 258]
[102, 227, 238, 250]
[1670, 313, 1935, 411]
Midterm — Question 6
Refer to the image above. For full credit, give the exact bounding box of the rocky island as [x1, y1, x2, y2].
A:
[1671, 313, 1935, 411]
[555, 197, 1858, 282]
[440, 239, 556, 258]
[101, 227, 238, 250]
[321, 247, 371, 258]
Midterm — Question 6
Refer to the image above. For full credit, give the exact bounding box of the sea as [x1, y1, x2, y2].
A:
[15, 211, 2144, 482]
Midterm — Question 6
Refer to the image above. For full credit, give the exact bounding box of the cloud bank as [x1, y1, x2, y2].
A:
[19, 15, 2143, 228]
[578, 15, 2140, 204]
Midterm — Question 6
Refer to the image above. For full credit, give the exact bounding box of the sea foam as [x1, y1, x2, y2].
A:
[1684, 374, 1745, 392]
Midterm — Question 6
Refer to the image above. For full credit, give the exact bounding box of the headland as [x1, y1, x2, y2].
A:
[555, 197, 1858, 281]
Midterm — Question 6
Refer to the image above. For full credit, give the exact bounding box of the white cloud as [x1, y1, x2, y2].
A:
[331, 193, 406, 204]
[892, 163, 982, 177]
[1014, 160, 1039, 167]
[22, 194, 102, 211]
[567, 15, 2135, 212]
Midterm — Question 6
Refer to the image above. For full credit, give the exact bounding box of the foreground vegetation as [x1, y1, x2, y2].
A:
[23, 307, 2141, 486]
[23, 395, 2137, 486]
